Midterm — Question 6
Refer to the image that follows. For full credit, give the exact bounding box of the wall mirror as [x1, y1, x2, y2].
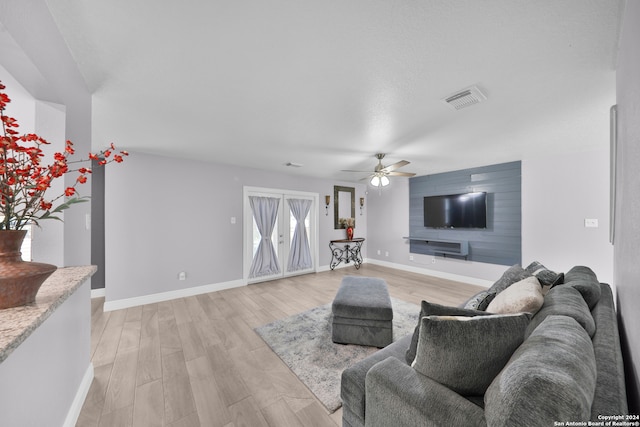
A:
[334, 185, 355, 229]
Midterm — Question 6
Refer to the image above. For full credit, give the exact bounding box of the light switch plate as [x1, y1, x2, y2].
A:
[584, 218, 599, 228]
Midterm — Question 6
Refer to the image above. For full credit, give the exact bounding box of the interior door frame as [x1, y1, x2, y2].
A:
[243, 186, 319, 284]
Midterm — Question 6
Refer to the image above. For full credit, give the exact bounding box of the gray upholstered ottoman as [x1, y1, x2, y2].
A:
[331, 276, 393, 348]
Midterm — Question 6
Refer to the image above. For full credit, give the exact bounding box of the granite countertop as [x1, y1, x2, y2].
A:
[0, 265, 97, 364]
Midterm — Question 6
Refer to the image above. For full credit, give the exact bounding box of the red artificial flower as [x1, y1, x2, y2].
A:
[77, 175, 88, 184]
[64, 187, 76, 197]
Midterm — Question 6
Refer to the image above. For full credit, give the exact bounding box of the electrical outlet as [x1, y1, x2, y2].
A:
[377, 250, 381, 255]
[409, 255, 414, 261]
[178, 271, 187, 281]
[385, 251, 389, 257]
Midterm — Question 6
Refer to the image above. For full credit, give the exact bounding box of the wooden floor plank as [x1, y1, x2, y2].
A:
[132, 379, 164, 427]
[136, 335, 162, 386]
[262, 398, 306, 427]
[228, 397, 270, 427]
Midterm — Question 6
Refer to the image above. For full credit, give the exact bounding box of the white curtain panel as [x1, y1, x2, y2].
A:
[249, 196, 281, 278]
[287, 198, 312, 272]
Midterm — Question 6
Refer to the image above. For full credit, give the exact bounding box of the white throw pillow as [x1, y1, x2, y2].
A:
[486, 276, 544, 315]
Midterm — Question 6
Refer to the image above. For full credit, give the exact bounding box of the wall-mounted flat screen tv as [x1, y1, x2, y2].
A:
[423, 192, 487, 229]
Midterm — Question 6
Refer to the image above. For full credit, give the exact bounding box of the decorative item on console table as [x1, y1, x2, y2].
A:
[0, 80, 128, 309]
[338, 217, 355, 240]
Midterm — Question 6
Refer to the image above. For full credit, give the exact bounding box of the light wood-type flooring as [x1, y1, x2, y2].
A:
[76, 264, 484, 427]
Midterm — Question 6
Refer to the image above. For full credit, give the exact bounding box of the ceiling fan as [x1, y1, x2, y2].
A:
[342, 153, 416, 188]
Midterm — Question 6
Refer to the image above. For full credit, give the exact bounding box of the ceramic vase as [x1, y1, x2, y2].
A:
[346, 226, 354, 240]
[0, 230, 57, 309]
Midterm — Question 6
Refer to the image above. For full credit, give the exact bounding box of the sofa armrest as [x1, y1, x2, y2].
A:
[365, 357, 486, 427]
[590, 283, 628, 417]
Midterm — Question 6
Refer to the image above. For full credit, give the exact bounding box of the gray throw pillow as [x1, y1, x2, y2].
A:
[488, 265, 532, 295]
[405, 301, 489, 364]
[485, 316, 597, 426]
[462, 289, 497, 311]
[525, 261, 564, 291]
[562, 266, 602, 309]
[525, 285, 596, 338]
[411, 313, 531, 395]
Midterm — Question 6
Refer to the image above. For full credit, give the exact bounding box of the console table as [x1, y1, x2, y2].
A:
[330, 238, 365, 270]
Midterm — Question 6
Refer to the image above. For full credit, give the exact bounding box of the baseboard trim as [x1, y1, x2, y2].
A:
[366, 259, 493, 287]
[103, 279, 246, 311]
[63, 363, 94, 427]
[91, 288, 105, 299]
[102, 260, 490, 311]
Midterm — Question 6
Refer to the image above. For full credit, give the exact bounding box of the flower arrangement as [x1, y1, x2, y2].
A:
[338, 217, 355, 229]
[1, 80, 128, 230]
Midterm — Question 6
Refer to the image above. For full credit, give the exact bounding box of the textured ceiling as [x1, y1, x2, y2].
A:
[44, 0, 622, 182]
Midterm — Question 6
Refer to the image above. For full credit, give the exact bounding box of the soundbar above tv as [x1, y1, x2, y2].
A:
[423, 192, 487, 229]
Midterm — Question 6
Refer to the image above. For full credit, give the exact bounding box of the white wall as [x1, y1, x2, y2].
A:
[522, 149, 613, 283]
[104, 151, 367, 305]
[0, 282, 92, 427]
[614, 0, 640, 412]
[32, 100, 67, 266]
[367, 149, 614, 286]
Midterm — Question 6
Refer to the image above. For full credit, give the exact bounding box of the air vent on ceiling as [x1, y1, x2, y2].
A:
[442, 86, 487, 110]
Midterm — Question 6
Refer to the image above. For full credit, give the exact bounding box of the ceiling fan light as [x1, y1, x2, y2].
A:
[380, 175, 390, 186]
[370, 176, 381, 187]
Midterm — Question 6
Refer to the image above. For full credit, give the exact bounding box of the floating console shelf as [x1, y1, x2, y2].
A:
[403, 237, 469, 259]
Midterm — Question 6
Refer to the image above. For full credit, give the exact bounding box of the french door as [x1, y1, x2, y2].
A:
[243, 187, 318, 284]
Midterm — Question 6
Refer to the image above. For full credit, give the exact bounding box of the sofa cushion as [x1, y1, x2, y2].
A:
[485, 315, 597, 426]
[462, 289, 496, 311]
[411, 313, 531, 396]
[486, 276, 544, 315]
[488, 264, 532, 295]
[562, 266, 602, 309]
[341, 335, 412, 427]
[405, 301, 490, 364]
[525, 261, 564, 293]
[525, 285, 596, 338]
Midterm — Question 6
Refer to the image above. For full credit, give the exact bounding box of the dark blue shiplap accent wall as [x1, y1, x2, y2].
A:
[409, 161, 521, 266]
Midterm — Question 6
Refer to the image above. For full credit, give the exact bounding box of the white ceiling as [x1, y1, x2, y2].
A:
[44, 0, 623, 182]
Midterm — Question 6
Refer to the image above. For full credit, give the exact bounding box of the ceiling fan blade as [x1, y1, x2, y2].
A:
[381, 160, 410, 173]
[341, 169, 373, 173]
[387, 171, 416, 177]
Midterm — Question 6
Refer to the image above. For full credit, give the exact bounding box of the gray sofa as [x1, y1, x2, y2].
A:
[341, 265, 628, 427]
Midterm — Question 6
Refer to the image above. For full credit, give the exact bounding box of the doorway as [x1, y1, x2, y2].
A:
[243, 187, 319, 284]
